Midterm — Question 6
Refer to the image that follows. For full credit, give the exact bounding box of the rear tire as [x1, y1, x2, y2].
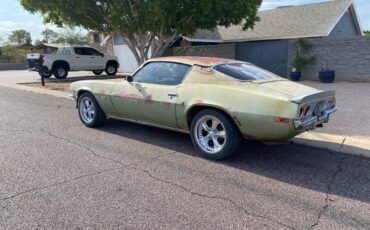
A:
[191, 109, 241, 160]
[53, 64, 68, 79]
[105, 63, 117, 76]
[78, 92, 106, 127]
[93, 70, 103, 75]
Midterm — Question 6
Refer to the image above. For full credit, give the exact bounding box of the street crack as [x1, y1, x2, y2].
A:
[310, 156, 348, 228]
[0, 167, 124, 201]
[43, 130, 295, 229]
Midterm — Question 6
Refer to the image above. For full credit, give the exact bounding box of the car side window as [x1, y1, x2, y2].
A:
[62, 48, 72, 55]
[74, 48, 101, 56]
[133, 62, 191, 86]
[74, 48, 83, 55]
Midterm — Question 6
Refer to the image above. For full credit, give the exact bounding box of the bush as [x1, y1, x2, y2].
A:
[0, 46, 29, 63]
[292, 39, 315, 72]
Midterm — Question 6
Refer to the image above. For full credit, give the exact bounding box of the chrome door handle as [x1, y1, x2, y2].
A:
[168, 92, 178, 97]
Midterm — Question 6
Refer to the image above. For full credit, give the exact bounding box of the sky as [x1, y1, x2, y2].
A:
[0, 0, 369, 42]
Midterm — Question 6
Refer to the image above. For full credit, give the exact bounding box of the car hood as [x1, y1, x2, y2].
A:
[252, 79, 320, 97]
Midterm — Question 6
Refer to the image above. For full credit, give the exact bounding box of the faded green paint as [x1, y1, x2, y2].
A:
[70, 58, 322, 141]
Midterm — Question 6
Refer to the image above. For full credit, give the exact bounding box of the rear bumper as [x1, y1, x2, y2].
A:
[293, 106, 337, 130]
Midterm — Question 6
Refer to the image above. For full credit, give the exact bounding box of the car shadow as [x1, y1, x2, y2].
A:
[99, 119, 370, 204]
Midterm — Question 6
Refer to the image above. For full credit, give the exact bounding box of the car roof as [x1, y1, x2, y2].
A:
[149, 56, 240, 67]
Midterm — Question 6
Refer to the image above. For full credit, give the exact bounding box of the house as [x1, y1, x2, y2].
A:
[32, 43, 60, 54]
[181, 0, 362, 77]
[94, 0, 363, 76]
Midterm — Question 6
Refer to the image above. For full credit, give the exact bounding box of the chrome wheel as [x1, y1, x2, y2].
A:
[79, 97, 96, 124]
[195, 115, 227, 154]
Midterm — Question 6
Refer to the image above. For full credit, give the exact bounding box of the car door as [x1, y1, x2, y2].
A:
[83, 48, 105, 70]
[73, 47, 90, 70]
[129, 62, 191, 128]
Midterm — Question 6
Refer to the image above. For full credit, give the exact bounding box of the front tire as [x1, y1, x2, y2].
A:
[78, 92, 106, 127]
[105, 64, 117, 76]
[191, 109, 241, 160]
[53, 65, 68, 79]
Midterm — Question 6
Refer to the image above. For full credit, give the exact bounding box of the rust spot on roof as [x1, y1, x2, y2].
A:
[150, 56, 237, 66]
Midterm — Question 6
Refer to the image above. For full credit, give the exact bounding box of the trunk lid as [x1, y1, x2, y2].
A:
[253, 79, 320, 98]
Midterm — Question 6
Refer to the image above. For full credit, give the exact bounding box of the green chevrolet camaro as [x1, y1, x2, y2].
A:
[70, 56, 337, 160]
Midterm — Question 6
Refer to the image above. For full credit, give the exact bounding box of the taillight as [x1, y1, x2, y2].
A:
[299, 105, 311, 117]
[327, 97, 336, 108]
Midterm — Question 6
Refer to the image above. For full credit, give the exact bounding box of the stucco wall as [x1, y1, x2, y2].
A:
[174, 43, 236, 59]
[329, 10, 359, 37]
[288, 36, 370, 81]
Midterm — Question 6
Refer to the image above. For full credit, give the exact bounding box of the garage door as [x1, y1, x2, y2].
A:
[236, 40, 288, 77]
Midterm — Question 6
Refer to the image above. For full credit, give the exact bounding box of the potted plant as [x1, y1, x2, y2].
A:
[290, 39, 315, 81]
[319, 64, 335, 83]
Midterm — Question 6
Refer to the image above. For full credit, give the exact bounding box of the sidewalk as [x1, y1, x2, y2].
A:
[0, 71, 369, 157]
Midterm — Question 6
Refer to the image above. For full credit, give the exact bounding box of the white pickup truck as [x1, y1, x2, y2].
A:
[27, 46, 120, 79]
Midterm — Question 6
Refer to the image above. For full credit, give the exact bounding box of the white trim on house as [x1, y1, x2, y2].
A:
[181, 37, 224, 43]
[326, 0, 362, 36]
[349, 1, 364, 35]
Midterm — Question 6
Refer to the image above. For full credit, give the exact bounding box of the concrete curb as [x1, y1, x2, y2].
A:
[1, 83, 72, 100]
[294, 133, 370, 158]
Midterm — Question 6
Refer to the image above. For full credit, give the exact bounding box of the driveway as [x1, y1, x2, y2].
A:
[304, 81, 370, 138]
[1, 86, 370, 229]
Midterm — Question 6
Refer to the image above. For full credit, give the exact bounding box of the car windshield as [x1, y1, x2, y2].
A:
[213, 63, 281, 81]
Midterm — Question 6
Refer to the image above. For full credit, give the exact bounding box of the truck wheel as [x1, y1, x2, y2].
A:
[53, 65, 68, 79]
[105, 64, 117, 76]
[191, 109, 241, 160]
[38, 71, 52, 79]
[93, 70, 103, 75]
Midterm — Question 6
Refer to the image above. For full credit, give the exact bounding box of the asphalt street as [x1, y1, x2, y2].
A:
[0, 86, 369, 229]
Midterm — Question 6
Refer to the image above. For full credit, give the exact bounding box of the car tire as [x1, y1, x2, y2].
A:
[93, 70, 103, 75]
[53, 64, 68, 79]
[78, 92, 106, 127]
[105, 63, 117, 76]
[191, 109, 241, 160]
[38, 71, 52, 79]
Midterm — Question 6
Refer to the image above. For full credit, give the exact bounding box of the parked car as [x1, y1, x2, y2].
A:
[27, 46, 119, 79]
[70, 56, 337, 160]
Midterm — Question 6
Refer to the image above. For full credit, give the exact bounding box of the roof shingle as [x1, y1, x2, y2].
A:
[185, 0, 354, 42]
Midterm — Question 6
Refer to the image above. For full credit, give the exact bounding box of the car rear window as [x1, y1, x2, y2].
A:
[213, 63, 281, 81]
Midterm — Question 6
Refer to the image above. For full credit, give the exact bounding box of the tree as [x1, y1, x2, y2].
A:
[364, 30, 370, 36]
[20, 0, 262, 64]
[41, 28, 57, 43]
[50, 29, 88, 45]
[8, 29, 32, 45]
[34, 39, 46, 46]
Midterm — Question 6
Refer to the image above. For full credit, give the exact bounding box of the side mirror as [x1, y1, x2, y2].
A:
[126, 75, 133, 82]
[100, 53, 104, 57]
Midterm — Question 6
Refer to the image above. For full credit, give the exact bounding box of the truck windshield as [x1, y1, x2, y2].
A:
[213, 63, 281, 81]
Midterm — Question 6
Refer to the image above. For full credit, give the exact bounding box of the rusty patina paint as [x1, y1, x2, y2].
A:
[163, 102, 172, 109]
[71, 56, 324, 141]
[144, 95, 154, 104]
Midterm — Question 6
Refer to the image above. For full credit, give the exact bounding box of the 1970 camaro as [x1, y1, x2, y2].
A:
[70, 56, 337, 160]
